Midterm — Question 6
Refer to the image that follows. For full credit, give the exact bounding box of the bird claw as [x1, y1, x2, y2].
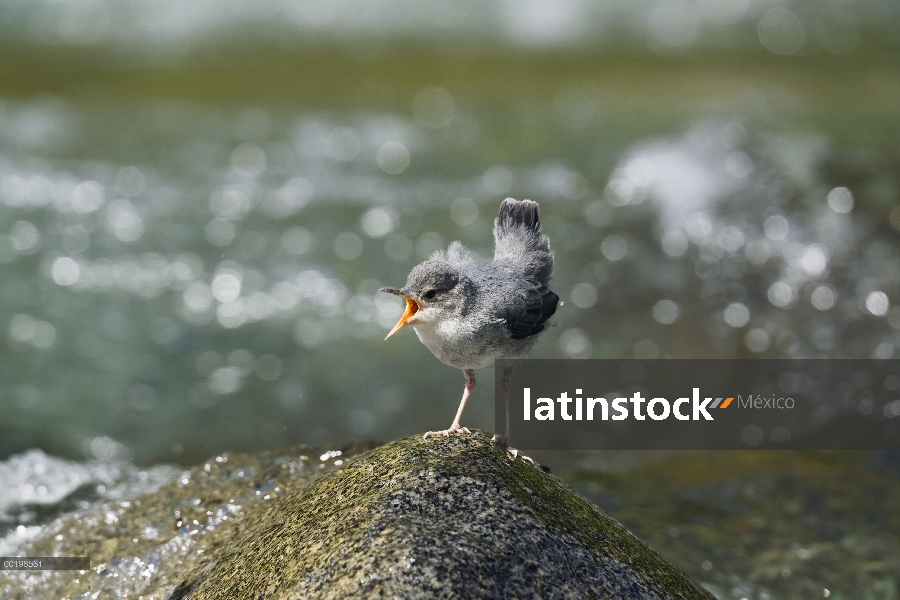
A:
[492, 434, 540, 468]
[423, 425, 471, 439]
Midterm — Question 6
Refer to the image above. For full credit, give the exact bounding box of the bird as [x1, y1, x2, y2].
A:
[380, 197, 559, 449]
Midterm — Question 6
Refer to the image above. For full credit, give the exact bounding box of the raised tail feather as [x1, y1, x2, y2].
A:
[493, 198, 554, 284]
[497, 197, 541, 235]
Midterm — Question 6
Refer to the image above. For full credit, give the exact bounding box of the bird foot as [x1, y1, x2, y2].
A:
[423, 424, 471, 439]
[492, 434, 547, 470]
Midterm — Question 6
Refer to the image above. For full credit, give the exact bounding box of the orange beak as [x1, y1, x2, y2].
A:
[379, 288, 419, 340]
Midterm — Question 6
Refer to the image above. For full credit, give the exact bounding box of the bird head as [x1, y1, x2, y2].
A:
[379, 260, 469, 340]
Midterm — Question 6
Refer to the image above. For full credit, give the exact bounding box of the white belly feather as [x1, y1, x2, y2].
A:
[412, 316, 532, 371]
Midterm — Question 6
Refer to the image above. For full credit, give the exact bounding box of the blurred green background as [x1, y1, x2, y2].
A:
[0, 0, 899, 597]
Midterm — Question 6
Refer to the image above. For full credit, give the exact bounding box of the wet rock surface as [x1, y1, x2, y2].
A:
[1, 432, 712, 599]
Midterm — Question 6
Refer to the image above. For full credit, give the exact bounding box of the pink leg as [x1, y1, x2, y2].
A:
[493, 366, 538, 467]
[493, 366, 514, 446]
[502, 367, 513, 440]
[423, 369, 475, 439]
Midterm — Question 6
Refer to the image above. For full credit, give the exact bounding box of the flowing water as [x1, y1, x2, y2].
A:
[1, 0, 899, 597]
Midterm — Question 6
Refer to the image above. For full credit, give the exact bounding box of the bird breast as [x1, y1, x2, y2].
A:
[411, 315, 532, 371]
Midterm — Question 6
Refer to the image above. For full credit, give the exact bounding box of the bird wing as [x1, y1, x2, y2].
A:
[502, 281, 559, 340]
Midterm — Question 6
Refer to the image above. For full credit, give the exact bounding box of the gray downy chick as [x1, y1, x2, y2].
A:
[380, 198, 559, 442]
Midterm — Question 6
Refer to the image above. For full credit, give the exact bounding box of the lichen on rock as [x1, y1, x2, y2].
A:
[1, 432, 712, 599]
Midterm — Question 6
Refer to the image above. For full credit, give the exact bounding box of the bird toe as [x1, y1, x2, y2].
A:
[423, 425, 470, 439]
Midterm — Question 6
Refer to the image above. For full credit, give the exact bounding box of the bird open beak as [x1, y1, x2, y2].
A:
[379, 288, 419, 340]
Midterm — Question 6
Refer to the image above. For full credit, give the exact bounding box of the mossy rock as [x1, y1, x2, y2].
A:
[1, 432, 712, 599]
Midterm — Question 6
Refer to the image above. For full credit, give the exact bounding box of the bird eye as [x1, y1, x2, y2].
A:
[422, 289, 437, 300]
